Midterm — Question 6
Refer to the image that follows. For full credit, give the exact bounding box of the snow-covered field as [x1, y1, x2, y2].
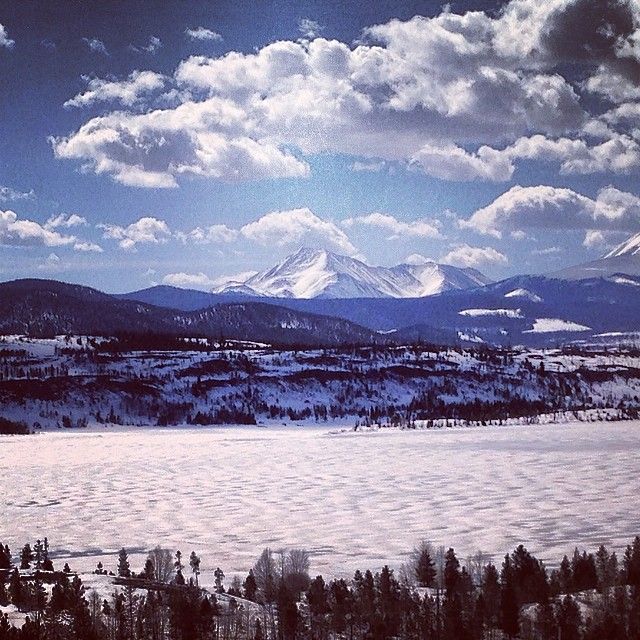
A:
[2, 421, 639, 582]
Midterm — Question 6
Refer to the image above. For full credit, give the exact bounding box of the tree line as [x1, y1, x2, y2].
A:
[1, 535, 640, 639]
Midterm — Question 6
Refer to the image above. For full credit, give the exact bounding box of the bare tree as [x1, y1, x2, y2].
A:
[284, 549, 311, 595]
[146, 546, 174, 583]
[252, 548, 278, 597]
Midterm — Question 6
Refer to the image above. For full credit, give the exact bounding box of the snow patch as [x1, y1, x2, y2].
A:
[459, 308, 523, 318]
[525, 318, 591, 333]
[504, 288, 542, 302]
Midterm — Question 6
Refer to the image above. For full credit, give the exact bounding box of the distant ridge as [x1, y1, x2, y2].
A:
[0, 279, 383, 346]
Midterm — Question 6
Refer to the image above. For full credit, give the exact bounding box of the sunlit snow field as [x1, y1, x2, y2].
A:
[2, 421, 639, 579]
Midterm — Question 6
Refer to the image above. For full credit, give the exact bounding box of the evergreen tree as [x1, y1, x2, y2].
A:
[415, 548, 437, 588]
[277, 583, 299, 640]
[9, 569, 23, 611]
[20, 544, 33, 570]
[557, 595, 582, 640]
[117, 548, 131, 578]
[214, 567, 225, 594]
[244, 569, 258, 601]
[189, 552, 201, 588]
[500, 555, 519, 639]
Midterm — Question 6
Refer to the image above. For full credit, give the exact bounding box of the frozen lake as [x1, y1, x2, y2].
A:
[2, 421, 639, 580]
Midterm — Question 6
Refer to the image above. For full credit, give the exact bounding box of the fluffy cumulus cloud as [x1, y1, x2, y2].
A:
[342, 212, 440, 239]
[0, 24, 14, 49]
[411, 132, 640, 182]
[55, 0, 640, 187]
[51, 97, 310, 187]
[185, 27, 222, 42]
[99, 216, 171, 250]
[240, 207, 360, 256]
[463, 184, 640, 237]
[65, 71, 166, 108]
[0, 210, 97, 251]
[440, 243, 507, 268]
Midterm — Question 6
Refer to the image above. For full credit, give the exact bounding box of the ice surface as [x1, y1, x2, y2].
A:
[2, 422, 639, 579]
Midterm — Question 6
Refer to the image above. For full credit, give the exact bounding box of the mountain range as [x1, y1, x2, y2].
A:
[0, 279, 381, 347]
[0, 231, 639, 347]
[212, 247, 491, 298]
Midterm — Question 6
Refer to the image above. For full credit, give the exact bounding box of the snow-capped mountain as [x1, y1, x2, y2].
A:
[212, 247, 491, 299]
[604, 231, 640, 258]
[551, 231, 640, 280]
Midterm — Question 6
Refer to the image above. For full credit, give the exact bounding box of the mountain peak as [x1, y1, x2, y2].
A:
[213, 248, 491, 299]
[604, 232, 640, 258]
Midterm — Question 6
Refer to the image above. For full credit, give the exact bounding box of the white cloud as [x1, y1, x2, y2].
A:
[99, 216, 171, 250]
[350, 160, 386, 172]
[0, 24, 14, 49]
[440, 243, 508, 268]
[185, 27, 222, 42]
[162, 272, 218, 289]
[532, 246, 562, 256]
[130, 36, 162, 55]
[73, 241, 103, 252]
[342, 212, 440, 239]
[298, 18, 323, 39]
[65, 71, 166, 108]
[50, 98, 310, 187]
[463, 184, 640, 237]
[177, 224, 238, 244]
[56, 6, 609, 187]
[410, 132, 640, 182]
[403, 253, 434, 265]
[240, 207, 360, 256]
[82, 37, 109, 55]
[410, 143, 514, 181]
[583, 230, 607, 248]
[0, 210, 77, 248]
[0, 186, 35, 202]
[162, 269, 257, 290]
[45, 213, 88, 229]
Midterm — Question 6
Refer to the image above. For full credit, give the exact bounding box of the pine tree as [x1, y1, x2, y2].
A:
[244, 569, 258, 601]
[214, 567, 225, 593]
[9, 568, 23, 611]
[117, 548, 131, 578]
[189, 552, 201, 588]
[500, 555, 519, 639]
[20, 543, 33, 570]
[557, 595, 582, 640]
[416, 548, 437, 587]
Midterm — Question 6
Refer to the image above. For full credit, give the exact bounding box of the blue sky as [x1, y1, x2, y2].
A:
[1, 0, 640, 292]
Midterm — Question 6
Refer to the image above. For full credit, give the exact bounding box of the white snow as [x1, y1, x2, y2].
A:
[609, 275, 640, 287]
[604, 231, 640, 258]
[525, 318, 591, 333]
[504, 288, 542, 302]
[2, 421, 639, 578]
[459, 308, 523, 318]
[213, 247, 490, 299]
